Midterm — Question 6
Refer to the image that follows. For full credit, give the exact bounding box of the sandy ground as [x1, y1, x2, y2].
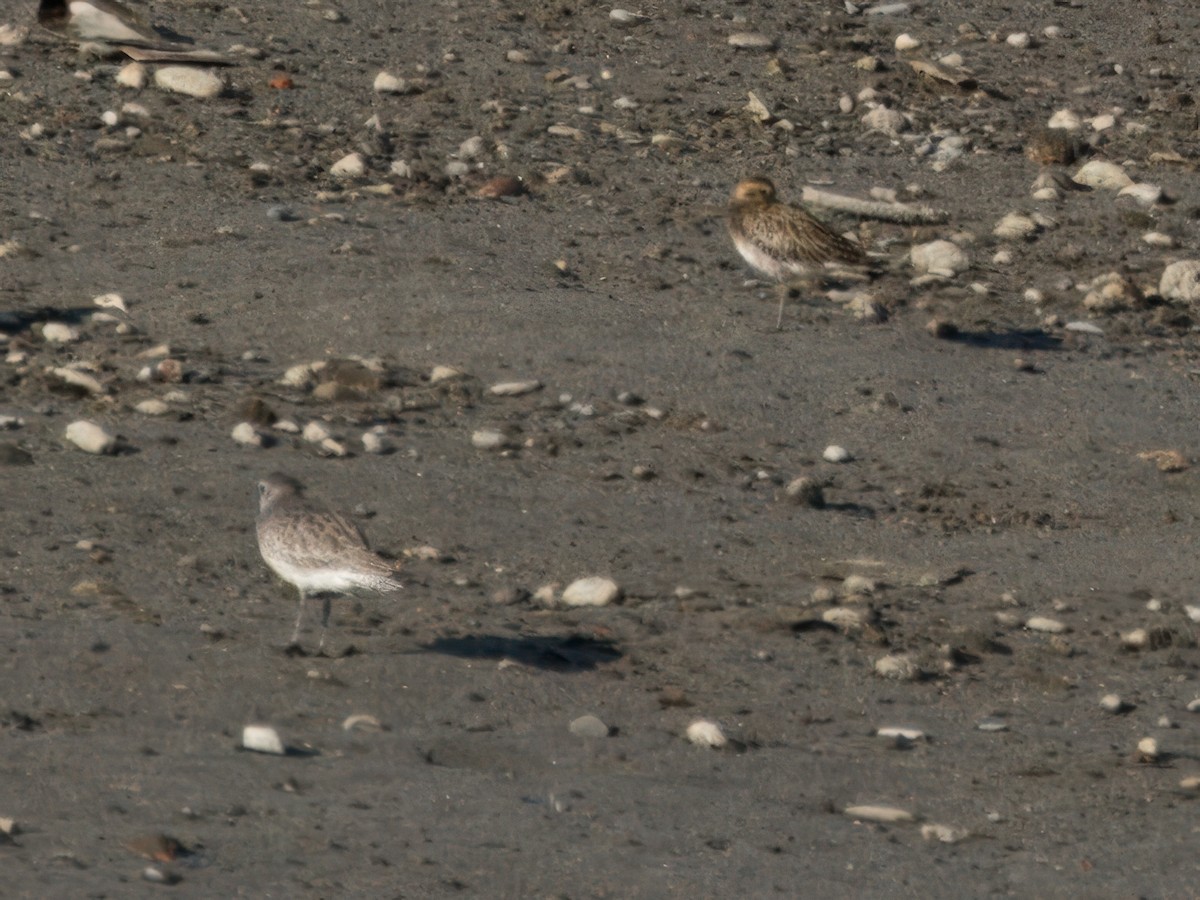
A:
[2, 0, 1200, 895]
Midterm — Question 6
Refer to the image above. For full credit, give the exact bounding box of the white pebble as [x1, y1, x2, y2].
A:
[115, 62, 146, 89]
[429, 364, 465, 383]
[876, 727, 925, 741]
[1047, 109, 1082, 131]
[471, 429, 508, 450]
[844, 805, 914, 823]
[373, 71, 406, 93]
[686, 719, 727, 748]
[861, 106, 908, 135]
[1090, 113, 1116, 132]
[361, 430, 389, 454]
[93, 292, 127, 311]
[330, 152, 365, 178]
[1072, 160, 1134, 190]
[231, 422, 265, 447]
[727, 32, 776, 50]
[842, 574, 875, 595]
[561, 576, 621, 607]
[135, 399, 170, 416]
[823, 607, 866, 629]
[458, 135, 485, 159]
[1185, 606, 1200, 624]
[241, 724, 285, 755]
[1005, 32, 1031, 49]
[993, 249, 1013, 266]
[42, 322, 78, 343]
[1117, 182, 1162, 206]
[1187, 698, 1200, 713]
[993, 212, 1039, 241]
[1121, 628, 1148, 649]
[874, 654, 920, 680]
[894, 33, 921, 51]
[1043, 25, 1062, 38]
[154, 66, 224, 99]
[1100, 694, 1124, 713]
[569, 715, 609, 738]
[100, 109, 119, 127]
[609, 8, 646, 25]
[823, 445, 852, 463]
[65, 420, 116, 454]
[838, 94, 854, 114]
[1025, 616, 1067, 634]
[921, 824, 969, 843]
[911, 240, 969, 277]
[1136, 737, 1158, 761]
[302, 421, 332, 443]
[1142, 232, 1175, 248]
[488, 379, 542, 397]
[1158, 260, 1200, 303]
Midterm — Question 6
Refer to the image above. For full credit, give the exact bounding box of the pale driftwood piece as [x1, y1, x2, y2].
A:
[801, 186, 949, 225]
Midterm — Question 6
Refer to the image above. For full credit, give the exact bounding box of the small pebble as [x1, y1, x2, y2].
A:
[42, 322, 78, 343]
[1073, 160, 1133, 190]
[231, 422, 266, 447]
[373, 71, 406, 93]
[823, 445, 852, 463]
[894, 33, 921, 51]
[1159, 260, 1200, 303]
[976, 717, 1008, 732]
[784, 476, 824, 507]
[241, 724, 285, 755]
[1025, 616, 1067, 634]
[686, 719, 727, 748]
[65, 420, 116, 454]
[1100, 694, 1126, 713]
[154, 66, 224, 99]
[874, 654, 920, 680]
[876, 726, 925, 742]
[1005, 32, 1031, 48]
[1136, 737, 1158, 762]
[822, 607, 865, 629]
[921, 824, 969, 843]
[842, 574, 876, 596]
[135, 399, 170, 416]
[561, 576, 621, 607]
[569, 715, 610, 738]
[1121, 628, 1148, 649]
[911, 240, 969, 277]
[471, 429, 509, 450]
[115, 62, 146, 89]
[727, 32, 776, 50]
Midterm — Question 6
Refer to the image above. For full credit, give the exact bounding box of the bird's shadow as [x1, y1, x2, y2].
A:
[1, 306, 99, 334]
[941, 328, 1063, 351]
[421, 633, 622, 672]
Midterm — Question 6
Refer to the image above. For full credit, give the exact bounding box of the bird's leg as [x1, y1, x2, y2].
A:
[290, 589, 307, 648]
[316, 596, 333, 654]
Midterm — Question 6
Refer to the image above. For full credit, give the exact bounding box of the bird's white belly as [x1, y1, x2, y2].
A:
[733, 237, 803, 280]
[266, 557, 364, 594]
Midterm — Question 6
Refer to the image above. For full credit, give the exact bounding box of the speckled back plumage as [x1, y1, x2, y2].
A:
[256, 473, 402, 595]
[728, 177, 865, 280]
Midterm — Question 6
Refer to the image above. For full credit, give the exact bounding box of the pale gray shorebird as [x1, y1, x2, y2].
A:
[727, 177, 867, 328]
[256, 473, 402, 653]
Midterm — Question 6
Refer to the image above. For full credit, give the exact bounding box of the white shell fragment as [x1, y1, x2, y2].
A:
[727, 32, 776, 50]
[488, 380, 542, 397]
[1159, 260, 1200, 303]
[51, 367, 105, 394]
[911, 240, 969, 277]
[686, 719, 727, 748]
[894, 33, 921, 51]
[561, 576, 621, 607]
[65, 420, 117, 454]
[93, 292, 128, 312]
[241, 724, 285, 755]
[330, 152, 365, 178]
[844, 805, 915, 823]
[154, 66, 224, 99]
[342, 714, 382, 732]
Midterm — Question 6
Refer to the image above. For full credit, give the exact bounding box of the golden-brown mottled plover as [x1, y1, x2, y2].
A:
[256, 473, 402, 653]
[727, 177, 867, 326]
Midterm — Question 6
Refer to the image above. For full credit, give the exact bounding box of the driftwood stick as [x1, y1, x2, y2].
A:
[801, 186, 949, 225]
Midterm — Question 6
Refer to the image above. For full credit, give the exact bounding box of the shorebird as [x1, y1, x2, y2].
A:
[256, 473, 402, 653]
[36, 0, 230, 63]
[727, 177, 867, 327]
